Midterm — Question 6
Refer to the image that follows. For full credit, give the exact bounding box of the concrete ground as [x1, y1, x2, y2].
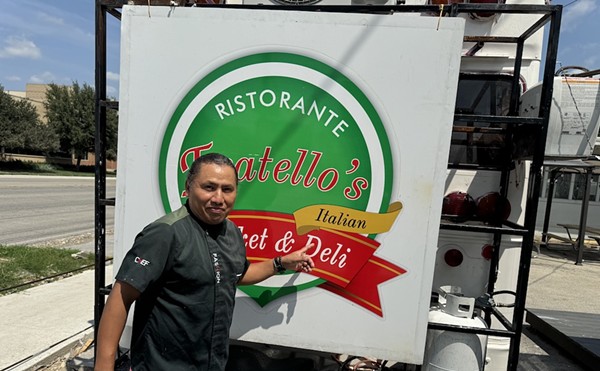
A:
[517, 242, 599, 371]
[0, 239, 597, 370]
[0, 266, 112, 371]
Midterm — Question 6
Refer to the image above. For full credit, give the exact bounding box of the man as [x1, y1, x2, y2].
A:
[95, 153, 314, 371]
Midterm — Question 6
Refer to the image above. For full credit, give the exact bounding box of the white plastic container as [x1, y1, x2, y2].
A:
[433, 232, 492, 299]
[423, 287, 488, 371]
[484, 336, 510, 371]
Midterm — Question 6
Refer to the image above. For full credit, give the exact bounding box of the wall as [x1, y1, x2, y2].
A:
[536, 197, 600, 235]
[7, 84, 50, 123]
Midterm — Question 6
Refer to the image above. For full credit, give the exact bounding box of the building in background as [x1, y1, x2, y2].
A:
[6, 84, 50, 124]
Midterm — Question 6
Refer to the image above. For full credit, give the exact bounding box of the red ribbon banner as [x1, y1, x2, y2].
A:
[229, 210, 406, 316]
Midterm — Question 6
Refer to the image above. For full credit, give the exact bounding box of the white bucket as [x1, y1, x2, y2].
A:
[484, 335, 510, 371]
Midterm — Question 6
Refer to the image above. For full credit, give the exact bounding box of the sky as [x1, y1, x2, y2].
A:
[0, 0, 121, 97]
[0, 0, 598, 99]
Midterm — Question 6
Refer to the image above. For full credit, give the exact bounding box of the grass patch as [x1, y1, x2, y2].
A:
[0, 245, 96, 294]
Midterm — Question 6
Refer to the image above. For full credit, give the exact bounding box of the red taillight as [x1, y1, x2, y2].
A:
[481, 244, 494, 261]
[475, 192, 511, 223]
[444, 249, 464, 267]
[442, 191, 476, 221]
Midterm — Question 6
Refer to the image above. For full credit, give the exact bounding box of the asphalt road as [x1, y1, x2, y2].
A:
[0, 174, 115, 246]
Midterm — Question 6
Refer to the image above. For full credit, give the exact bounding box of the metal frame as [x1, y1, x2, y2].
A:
[94, 0, 121, 356]
[437, 5, 562, 371]
[540, 158, 600, 265]
[94, 2, 562, 370]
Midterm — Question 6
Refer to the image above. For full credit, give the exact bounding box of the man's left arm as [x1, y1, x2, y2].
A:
[238, 243, 314, 285]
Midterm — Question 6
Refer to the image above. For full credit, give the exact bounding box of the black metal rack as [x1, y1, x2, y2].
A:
[94, 2, 562, 370]
[435, 5, 562, 371]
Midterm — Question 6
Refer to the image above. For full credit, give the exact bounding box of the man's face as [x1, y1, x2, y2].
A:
[186, 163, 238, 225]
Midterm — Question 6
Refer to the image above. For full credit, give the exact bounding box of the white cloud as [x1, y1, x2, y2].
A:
[107, 85, 117, 97]
[581, 41, 600, 52]
[37, 12, 65, 26]
[6, 75, 21, 82]
[583, 55, 600, 66]
[570, 41, 600, 69]
[0, 35, 41, 59]
[107, 71, 120, 81]
[29, 71, 57, 84]
[583, 48, 600, 70]
[567, 0, 597, 15]
[562, 0, 598, 32]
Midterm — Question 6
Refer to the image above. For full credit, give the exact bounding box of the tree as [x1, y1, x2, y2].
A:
[46, 82, 95, 169]
[106, 100, 119, 162]
[0, 85, 53, 158]
[45, 82, 118, 169]
[26, 120, 60, 154]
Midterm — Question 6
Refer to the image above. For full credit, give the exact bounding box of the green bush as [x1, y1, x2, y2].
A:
[0, 159, 38, 171]
[0, 159, 97, 175]
[32, 163, 57, 172]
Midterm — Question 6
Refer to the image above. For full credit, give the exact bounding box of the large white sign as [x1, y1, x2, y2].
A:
[116, 6, 464, 364]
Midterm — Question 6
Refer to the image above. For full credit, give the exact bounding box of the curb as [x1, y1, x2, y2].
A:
[6, 329, 93, 371]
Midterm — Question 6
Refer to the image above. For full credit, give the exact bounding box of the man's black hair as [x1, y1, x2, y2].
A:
[186, 152, 239, 186]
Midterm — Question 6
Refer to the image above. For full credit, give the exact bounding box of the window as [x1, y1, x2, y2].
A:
[553, 173, 572, 199]
[449, 73, 516, 166]
[542, 170, 600, 202]
[573, 174, 600, 201]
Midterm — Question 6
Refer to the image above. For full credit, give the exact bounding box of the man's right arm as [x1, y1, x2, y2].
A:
[94, 280, 141, 371]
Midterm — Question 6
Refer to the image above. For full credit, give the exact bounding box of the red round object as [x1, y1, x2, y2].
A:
[481, 244, 494, 261]
[475, 192, 511, 223]
[442, 191, 476, 221]
[444, 249, 464, 267]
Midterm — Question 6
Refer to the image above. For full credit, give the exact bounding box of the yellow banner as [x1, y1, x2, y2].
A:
[293, 201, 403, 235]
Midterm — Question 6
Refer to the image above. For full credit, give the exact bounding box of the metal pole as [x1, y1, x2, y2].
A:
[94, 0, 108, 353]
[541, 168, 558, 245]
[507, 5, 562, 371]
[575, 168, 592, 265]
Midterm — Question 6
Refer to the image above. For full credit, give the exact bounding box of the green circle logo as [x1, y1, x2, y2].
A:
[159, 52, 394, 215]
